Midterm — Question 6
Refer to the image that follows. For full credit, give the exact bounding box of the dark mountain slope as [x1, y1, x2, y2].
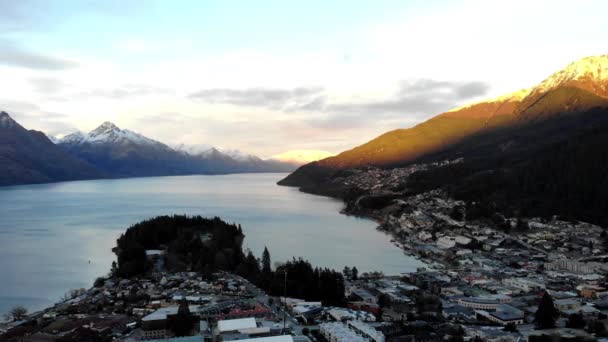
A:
[0, 112, 101, 186]
[407, 107, 608, 226]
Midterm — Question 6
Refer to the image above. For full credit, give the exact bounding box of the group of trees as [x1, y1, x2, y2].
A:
[407, 111, 608, 227]
[3, 306, 27, 322]
[534, 292, 608, 337]
[111, 215, 347, 307]
[113, 215, 245, 277]
[342, 266, 359, 280]
[271, 258, 346, 306]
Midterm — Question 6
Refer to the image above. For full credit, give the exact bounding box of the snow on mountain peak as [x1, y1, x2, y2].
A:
[60, 132, 85, 144]
[534, 54, 608, 94]
[221, 148, 256, 162]
[172, 143, 215, 156]
[59, 122, 163, 147]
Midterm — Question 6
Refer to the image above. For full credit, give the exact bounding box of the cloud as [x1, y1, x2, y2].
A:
[327, 79, 490, 116]
[29, 77, 64, 94]
[83, 84, 175, 99]
[188, 87, 324, 110]
[0, 99, 76, 135]
[0, 40, 78, 70]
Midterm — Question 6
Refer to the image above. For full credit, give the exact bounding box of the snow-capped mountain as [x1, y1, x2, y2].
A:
[172, 143, 215, 156]
[173, 144, 258, 162]
[281, 54, 608, 187]
[531, 55, 608, 96]
[60, 122, 170, 149]
[55, 121, 294, 178]
[513, 55, 608, 120]
[218, 148, 258, 162]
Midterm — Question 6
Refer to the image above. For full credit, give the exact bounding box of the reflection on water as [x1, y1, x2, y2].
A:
[0, 173, 424, 315]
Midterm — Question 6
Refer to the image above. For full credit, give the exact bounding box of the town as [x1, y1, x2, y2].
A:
[2, 164, 608, 341]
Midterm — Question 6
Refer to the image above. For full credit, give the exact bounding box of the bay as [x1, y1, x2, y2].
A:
[0, 173, 424, 315]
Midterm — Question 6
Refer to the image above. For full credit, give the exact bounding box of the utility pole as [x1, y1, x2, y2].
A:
[283, 270, 287, 332]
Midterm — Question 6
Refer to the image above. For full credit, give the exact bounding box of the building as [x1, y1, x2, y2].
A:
[437, 236, 456, 249]
[217, 317, 257, 333]
[580, 285, 606, 299]
[544, 259, 605, 274]
[486, 305, 525, 326]
[327, 308, 376, 322]
[320, 322, 383, 342]
[502, 277, 545, 293]
[141, 307, 179, 340]
[351, 289, 376, 304]
[237, 337, 294, 342]
[456, 295, 511, 311]
[554, 298, 581, 313]
[347, 320, 385, 342]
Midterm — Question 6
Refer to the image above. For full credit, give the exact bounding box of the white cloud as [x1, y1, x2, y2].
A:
[1, 0, 607, 156]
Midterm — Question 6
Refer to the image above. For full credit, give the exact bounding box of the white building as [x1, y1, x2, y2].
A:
[437, 236, 456, 249]
[320, 322, 384, 342]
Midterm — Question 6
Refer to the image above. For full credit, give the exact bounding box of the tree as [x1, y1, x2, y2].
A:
[94, 277, 105, 287]
[262, 247, 271, 274]
[588, 320, 608, 336]
[168, 299, 195, 336]
[503, 322, 518, 332]
[61, 288, 86, 302]
[302, 327, 310, 336]
[565, 312, 586, 329]
[378, 293, 392, 308]
[6, 306, 28, 321]
[343, 266, 351, 280]
[534, 292, 559, 329]
[351, 266, 358, 281]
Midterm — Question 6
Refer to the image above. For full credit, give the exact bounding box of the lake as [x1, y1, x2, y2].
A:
[0, 173, 425, 316]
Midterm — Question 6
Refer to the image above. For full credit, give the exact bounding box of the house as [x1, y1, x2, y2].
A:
[351, 289, 376, 304]
[437, 236, 456, 249]
[579, 285, 606, 299]
[486, 304, 525, 326]
[554, 298, 581, 313]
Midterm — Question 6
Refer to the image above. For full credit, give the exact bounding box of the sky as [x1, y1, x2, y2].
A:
[1, 0, 607, 158]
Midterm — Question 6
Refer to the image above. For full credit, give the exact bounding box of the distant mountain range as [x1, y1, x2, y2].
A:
[0, 116, 294, 186]
[280, 55, 608, 225]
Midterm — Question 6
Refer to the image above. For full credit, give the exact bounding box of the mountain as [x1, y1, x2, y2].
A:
[279, 55, 608, 225]
[173, 144, 295, 173]
[45, 133, 60, 144]
[0, 111, 100, 186]
[58, 122, 197, 177]
[58, 122, 295, 177]
[280, 55, 608, 189]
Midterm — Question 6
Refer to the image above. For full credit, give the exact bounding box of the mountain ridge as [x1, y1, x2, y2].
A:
[279, 54, 608, 188]
[0, 112, 102, 186]
[57, 121, 295, 177]
[0, 115, 295, 186]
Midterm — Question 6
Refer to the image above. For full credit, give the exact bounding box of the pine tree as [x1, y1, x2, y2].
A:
[262, 247, 271, 274]
[351, 266, 358, 280]
[168, 299, 194, 336]
[534, 292, 559, 329]
[343, 266, 351, 280]
[566, 312, 586, 329]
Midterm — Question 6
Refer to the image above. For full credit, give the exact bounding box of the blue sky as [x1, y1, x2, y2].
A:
[1, 0, 607, 159]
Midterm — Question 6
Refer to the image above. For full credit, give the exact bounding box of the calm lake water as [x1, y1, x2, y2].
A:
[0, 173, 425, 315]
